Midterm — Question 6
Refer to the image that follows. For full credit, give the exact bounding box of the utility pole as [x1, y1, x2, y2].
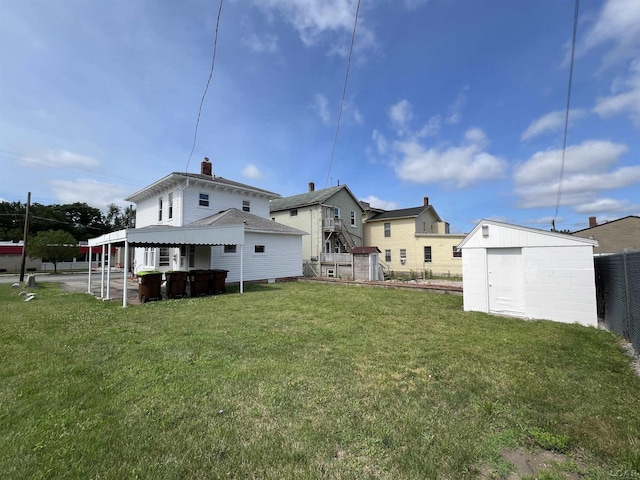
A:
[19, 192, 31, 282]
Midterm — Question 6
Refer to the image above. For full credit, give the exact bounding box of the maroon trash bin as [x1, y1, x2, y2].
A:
[189, 270, 209, 297]
[166, 271, 188, 299]
[208, 269, 228, 294]
[137, 271, 163, 303]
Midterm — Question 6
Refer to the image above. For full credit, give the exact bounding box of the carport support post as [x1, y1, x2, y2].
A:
[122, 240, 129, 308]
[100, 244, 105, 299]
[106, 242, 112, 300]
[240, 244, 244, 293]
[87, 247, 92, 294]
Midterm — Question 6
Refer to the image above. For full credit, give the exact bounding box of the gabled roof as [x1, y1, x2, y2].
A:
[572, 215, 640, 234]
[367, 205, 443, 222]
[458, 219, 599, 249]
[126, 172, 280, 203]
[190, 208, 307, 235]
[269, 184, 362, 212]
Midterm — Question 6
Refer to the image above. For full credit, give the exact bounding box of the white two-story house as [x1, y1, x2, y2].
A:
[123, 158, 306, 283]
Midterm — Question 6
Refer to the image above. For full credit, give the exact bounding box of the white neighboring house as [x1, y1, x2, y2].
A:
[98, 158, 305, 285]
[125, 157, 304, 282]
[458, 219, 598, 327]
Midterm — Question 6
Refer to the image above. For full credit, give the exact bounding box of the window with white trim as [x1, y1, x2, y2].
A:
[334, 207, 340, 219]
[350, 210, 356, 227]
[384, 222, 391, 237]
[158, 197, 163, 221]
[199, 193, 209, 207]
[143, 248, 156, 267]
[290, 209, 298, 216]
[168, 193, 173, 219]
[255, 245, 265, 253]
[385, 249, 391, 262]
[400, 249, 406, 260]
[453, 246, 462, 258]
[242, 200, 250, 212]
[159, 247, 170, 267]
[224, 245, 237, 254]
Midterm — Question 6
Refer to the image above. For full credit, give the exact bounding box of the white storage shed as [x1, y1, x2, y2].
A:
[458, 220, 598, 327]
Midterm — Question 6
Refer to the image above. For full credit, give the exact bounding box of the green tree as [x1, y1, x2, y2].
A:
[28, 230, 80, 274]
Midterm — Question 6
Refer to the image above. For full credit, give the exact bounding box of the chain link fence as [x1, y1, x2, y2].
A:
[595, 251, 640, 352]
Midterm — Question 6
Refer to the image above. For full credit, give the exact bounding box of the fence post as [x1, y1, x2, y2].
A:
[622, 250, 631, 338]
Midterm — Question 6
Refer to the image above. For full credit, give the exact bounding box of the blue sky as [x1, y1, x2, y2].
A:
[1, 0, 639, 233]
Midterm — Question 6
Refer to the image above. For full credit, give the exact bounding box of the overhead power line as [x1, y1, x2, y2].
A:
[553, 0, 580, 231]
[324, 0, 361, 189]
[185, 0, 225, 174]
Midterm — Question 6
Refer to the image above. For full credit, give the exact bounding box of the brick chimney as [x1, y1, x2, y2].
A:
[589, 216, 597, 228]
[423, 196, 429, 206]
[309, 181, 315, 192]
[201, 157, 212, 176]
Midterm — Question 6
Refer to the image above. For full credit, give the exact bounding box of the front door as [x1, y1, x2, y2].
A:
[487, 248, 525, 316]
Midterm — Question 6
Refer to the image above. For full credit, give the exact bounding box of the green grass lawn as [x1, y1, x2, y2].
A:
[1, 281, 639, 479]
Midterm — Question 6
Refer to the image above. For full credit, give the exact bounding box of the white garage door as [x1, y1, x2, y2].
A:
[487, 248, 525, 316]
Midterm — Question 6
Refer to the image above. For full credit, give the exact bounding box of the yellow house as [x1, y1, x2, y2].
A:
[363, 197, 465, 277]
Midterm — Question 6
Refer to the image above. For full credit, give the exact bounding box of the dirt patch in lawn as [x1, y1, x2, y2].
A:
[500, 447, 582, 479]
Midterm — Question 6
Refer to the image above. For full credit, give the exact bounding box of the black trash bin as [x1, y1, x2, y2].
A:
[137, 271, 163, 303]
[208, 269, 228, 294]
[189, 269, 210, 297]
[166, 271, 188, 299]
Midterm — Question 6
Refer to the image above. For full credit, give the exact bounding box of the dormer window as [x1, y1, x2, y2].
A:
[199, 193, 210, 207]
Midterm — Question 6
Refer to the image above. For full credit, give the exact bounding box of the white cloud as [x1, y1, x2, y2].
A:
[313, 94, 331, 125]
[574, 198, 638, 214]
[593, 60, 640, 124]
[360, 195, 398, 210]
[404, 0, 428, 10]
[394, 128, 508, 188]
[388, 99, 413, 134]
[521, 109, 587, 140]
[51, 179, 128, 210]
[243, 33, 279, 53]
[257, 0, 376, 54]
[20, 149, 100, 171]
[415, 115, 441, 137]
[513, 140, 628, 185]
[580, 0, 640, 59]
[241, 164, 265, 180]
[513, 140, 640, 209]
[372, 129, 388, 155]
[446, 85, 469, 125]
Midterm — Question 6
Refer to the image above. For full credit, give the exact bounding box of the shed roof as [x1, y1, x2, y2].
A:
[352, 246, 381, 254]
[458, 219, 599, 249]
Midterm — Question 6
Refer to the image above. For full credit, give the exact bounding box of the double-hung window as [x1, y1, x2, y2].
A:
[159, 247, 170, 267]
[385, 249, 391, 262]
[242, 200, 250, 212]
[158, 197, 163, 221]
[199, 193, 209, 207]
[384, 222, 391, 237]
[350, 210, 356, 227]
[424, 246, 432, 263]
[168, 193, 173, 219]
[453, 246, 462, 258]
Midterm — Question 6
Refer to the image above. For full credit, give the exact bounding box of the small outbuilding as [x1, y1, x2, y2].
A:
[458, 220, 598, 327]
[351, 246, 382, 281]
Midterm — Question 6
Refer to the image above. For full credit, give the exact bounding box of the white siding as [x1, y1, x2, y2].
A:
[182, 186, 271, 225]
[523, 246, 597, 326]
[210, 232, 302, 282]
[461, 222, 598, 327]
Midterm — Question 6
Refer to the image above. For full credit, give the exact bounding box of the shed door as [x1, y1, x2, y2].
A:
[487, 248, 525, 316]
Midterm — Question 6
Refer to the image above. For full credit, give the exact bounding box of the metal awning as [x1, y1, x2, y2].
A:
[87, 224, 246, 307]
[88, 224, 245, 247]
